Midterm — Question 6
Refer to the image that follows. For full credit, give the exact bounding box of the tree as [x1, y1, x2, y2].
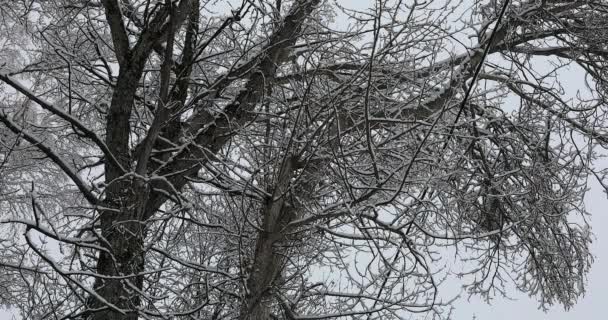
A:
[0, 0, 606, 318]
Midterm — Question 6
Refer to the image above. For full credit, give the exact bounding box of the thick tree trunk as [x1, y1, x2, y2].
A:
[90, 62, 148, 320]
[91, 209, 146, 320]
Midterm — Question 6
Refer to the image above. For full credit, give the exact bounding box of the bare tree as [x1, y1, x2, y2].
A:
[0, 0, 607, 319]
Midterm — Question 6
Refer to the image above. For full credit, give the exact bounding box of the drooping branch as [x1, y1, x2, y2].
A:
[0, 73, 126, 174]
[0, 113, 99, 205]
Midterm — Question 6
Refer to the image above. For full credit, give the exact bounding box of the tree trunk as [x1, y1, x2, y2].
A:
[91, 209, 146, 320]
[90, 62, 148, 319]
[239, 158, 297, 319]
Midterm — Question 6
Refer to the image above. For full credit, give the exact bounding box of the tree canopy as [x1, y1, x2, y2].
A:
[0, 0, 607, 319]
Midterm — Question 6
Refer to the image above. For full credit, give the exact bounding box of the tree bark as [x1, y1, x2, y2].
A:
[90, 65, 148, 320]
[239, 157, 297, 319]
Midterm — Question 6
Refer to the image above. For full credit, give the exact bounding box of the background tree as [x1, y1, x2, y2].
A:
[0, 0, 607, 319]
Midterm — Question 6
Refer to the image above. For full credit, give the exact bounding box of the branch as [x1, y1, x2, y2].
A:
[135, 0, 178, 175]
[0, 73, 126, 174]
[101, 0, 130, 66]
[146, 0, 322, 213]
[0, 113, 99, 205]
[505, 80, 608, 145]
[130, 0, 193, 66]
